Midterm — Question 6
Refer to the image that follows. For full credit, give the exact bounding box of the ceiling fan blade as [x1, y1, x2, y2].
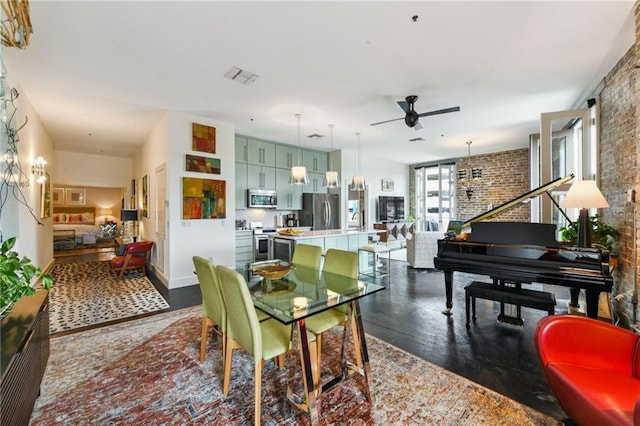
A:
[370, 116, 405, 126]
[417, 106, 461, 118]
[414, 121, 423, 131]
[397, 100, 410, 114]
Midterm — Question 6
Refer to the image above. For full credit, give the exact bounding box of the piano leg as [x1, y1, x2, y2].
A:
[443, 270, 453, 316]
[569, 287, 581, 308]
[584, 290, 600, 319]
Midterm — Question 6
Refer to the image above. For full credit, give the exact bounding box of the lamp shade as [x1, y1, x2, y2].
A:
[323, 170, 340, 188]
[560, 180, 609, 209]
[120, 209, 139, 221]
[289, 166, 309, 185]
[350, 174, 366, 191]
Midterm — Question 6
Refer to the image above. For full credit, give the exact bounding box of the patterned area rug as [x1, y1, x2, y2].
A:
[49, 261, 170, 334]
[32, 306, 560, 425]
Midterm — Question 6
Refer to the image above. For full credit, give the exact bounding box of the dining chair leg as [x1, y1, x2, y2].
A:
[255, 359, 264, 426]
[275, 353, 285, 369]
[223, 339, 238, 396]
[200, 317, 213, 363]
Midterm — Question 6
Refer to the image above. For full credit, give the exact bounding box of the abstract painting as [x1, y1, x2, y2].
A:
[192, 123, 216, 154]
[182, 177, 226, 219]
[141, 175, 149, 218]
[185, 154, 221, 174]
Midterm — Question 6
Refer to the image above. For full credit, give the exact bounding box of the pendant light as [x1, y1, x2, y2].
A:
[350, 132, 366, 191]
[323, 124, 340, 188]
[289, 113, 309, 186]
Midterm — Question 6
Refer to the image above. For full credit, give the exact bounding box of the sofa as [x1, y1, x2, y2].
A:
[406, 231, 441, 269]
[534, 315, 640, 425]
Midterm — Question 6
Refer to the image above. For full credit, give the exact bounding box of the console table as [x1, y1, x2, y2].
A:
[373, 221, 415, 246]
[1, 289, 50, 425]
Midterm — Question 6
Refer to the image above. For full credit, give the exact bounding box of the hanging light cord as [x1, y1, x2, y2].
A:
[296, 113, 301, 166]
[356, 132, 361, 173]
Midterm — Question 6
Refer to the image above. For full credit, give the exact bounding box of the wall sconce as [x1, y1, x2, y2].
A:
[31, 156, 46, 184]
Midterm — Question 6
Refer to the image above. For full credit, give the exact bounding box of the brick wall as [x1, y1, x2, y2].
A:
[597, 3, 639, 326]
[456, 148, 530, 223]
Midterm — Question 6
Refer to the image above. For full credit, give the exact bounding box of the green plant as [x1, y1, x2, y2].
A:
[0, 237, 53, 317]
[406, 214, 416, 222]
[559, 214, 619, 251]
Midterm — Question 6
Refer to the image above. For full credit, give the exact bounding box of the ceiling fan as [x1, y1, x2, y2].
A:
[370, 95, 460, 130]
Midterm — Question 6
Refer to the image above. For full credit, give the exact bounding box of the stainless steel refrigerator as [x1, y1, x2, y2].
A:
[299, 193, 339, 230]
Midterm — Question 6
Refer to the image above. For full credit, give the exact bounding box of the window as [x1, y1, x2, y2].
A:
[414, 162, 455, 229]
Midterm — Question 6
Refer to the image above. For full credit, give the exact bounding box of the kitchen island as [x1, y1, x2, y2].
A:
[269, 229, 381, 263]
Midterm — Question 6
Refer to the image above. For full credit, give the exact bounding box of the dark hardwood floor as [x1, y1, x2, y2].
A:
[54, 251, 568, 421]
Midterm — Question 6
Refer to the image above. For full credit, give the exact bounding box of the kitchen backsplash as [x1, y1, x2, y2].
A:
[236, 209, 298, 228]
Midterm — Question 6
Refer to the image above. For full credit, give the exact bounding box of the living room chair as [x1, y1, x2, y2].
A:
[192, 256, 226, 364]
[215, 265, 295, 426]
[406, 231, 441, 269]
[291, 243, 322, 270]
[110, 241, 154, 280]
[534, 315, 640, 425]
[305, 249, 360, 379]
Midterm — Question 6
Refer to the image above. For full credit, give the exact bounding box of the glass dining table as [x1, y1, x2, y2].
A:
[243, 260, 386, 425]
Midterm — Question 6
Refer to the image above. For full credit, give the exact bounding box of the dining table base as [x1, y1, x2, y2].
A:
[285, 300, 374, 425]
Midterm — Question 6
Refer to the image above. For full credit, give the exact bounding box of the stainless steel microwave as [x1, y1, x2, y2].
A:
[247, 189, 277, 208]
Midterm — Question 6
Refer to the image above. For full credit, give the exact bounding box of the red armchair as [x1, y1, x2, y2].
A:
[534, 315, 640, 425]
[110, 241, 154, 280]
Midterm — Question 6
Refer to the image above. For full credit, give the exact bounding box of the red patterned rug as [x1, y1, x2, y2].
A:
[31, 307, 560, 425]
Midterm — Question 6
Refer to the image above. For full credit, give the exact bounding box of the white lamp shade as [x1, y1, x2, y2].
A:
[560, 180, 609, 209]
[289, 166, 309, 185]
[350, 174, 366, 191]
[323, 170, 340, 188]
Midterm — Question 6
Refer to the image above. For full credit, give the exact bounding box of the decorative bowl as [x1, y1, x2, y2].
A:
[251, 262, 295, 280]
[277, 228, 304, 236]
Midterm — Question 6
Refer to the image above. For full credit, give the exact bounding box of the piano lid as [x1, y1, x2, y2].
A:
[461, 174, 574, 228]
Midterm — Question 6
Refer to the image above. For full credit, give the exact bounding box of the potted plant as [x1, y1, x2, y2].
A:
[0, 237, 53, 319]
[559, 214, 619, 251]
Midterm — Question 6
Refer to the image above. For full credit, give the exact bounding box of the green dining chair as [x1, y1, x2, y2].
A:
[304, 249, 359, 377]
[216, 265, 294, 426]
[193, 256, 226, 364]
[291, 243, 323, 270]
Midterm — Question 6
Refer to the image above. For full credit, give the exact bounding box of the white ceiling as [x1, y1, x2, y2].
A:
[3, 1, 636, 164]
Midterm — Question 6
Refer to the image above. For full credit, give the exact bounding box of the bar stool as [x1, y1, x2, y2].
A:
[358, 244, 391, 278]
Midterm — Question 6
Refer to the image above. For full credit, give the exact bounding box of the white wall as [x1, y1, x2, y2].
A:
[133, 113, 169, 283]
[53, 151, 133, 188]
[1, 82, 55, 273]
[338, 146, 408, 227]
[166, 112, 236, 289]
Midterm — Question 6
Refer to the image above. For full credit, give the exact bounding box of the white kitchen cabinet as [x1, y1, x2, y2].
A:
[247, 165, 276, 190]
[275, 168, 302, 210]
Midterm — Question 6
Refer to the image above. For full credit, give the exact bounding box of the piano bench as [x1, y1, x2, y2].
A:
[465, 281, 556, 328]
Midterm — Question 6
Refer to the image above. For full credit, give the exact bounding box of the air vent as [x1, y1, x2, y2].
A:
[409, 137, 425, 142]
[224, 66, 258, 85]
[307, 133, 324, 139]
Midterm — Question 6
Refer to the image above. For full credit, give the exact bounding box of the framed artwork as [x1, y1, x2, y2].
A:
[185, 154, 221, 174]
[192, 123, 216, 154]
[141, 175, 149, 218]
[52, 187, 65, 205]
[40, 174, 51, 218]
[381, 179, 395, 192]
[182, 177, 226, 219]
[65, 188, 86, 206]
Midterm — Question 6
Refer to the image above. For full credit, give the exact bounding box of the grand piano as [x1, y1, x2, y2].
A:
[433, 174, 613, 321]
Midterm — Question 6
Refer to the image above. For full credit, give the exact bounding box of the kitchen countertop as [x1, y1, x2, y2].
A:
[269, 229, 381, 239]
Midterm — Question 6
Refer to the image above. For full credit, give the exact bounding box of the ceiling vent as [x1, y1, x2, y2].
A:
[224, 66, 258, 85]
[409, 137, 426, 142]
